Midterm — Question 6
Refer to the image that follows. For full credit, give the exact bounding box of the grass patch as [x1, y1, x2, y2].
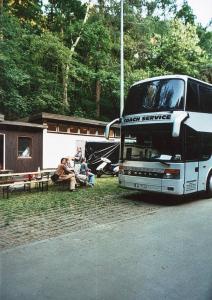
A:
[0, 177, 131, 225]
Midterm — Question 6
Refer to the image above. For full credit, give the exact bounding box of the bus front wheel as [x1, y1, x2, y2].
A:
[206, 172, 212, 198]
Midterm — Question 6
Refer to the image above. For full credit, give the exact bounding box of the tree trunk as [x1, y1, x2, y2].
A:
[62, 63, 69, 109]
[98, 0, 104, 14]
[96, 80, 101, 118]
[62, 1, 92, 110]
[0, 0, 3, 40]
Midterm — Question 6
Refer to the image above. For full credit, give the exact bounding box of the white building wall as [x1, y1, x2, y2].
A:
[43, 130, 119, 169]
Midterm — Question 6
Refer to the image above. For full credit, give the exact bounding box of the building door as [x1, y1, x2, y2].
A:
[0, 134, 5, 170]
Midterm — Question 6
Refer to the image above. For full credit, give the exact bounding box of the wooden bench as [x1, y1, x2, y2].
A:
[1, 183, 13, 199]
[0, 170, 54, 198]
[52, 178, 71, 190]
[52, 175, 87, 190]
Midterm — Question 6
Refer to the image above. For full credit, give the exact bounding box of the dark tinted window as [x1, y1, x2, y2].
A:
[186, 80, 200, 111]
[124, 79, 185, 115]
[200, 133, 212, 160]
[199, 84, 212, 113]
[121, 124, 183, 162]
[184, 127, 199, 160]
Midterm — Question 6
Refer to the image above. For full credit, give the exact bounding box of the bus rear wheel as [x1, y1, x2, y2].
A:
[206, 173, 212, 198]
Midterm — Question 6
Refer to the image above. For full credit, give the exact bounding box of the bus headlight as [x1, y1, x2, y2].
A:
[163, 169, 180, 179]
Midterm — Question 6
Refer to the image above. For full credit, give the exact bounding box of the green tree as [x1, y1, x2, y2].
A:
[27, 32, 71, 114]
[0, 0, 211, 121]
[0, 12, 30, 118]
[4, 0, 45, 33]
[45, 0, 92, 110]
[76, 18, 115, 118]
[175, 1, 196, 25]
[150, 19, 208, 76]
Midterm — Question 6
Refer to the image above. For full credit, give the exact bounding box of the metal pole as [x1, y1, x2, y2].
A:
[120, 0, 124, 117]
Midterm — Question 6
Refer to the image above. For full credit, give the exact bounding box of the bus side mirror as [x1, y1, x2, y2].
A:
[172, 112, 189, 137]
[105, 118, 121, 139]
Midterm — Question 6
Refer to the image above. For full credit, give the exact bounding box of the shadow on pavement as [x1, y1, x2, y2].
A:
[123, 191, 208, 207]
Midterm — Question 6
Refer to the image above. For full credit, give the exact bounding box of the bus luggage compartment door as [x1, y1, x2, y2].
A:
[198, 160, 211, 192]
[184, 162, 199, 194]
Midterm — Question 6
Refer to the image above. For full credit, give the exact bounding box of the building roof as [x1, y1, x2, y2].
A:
[0, 120, 47, 129]
[27, 112, 118, 127]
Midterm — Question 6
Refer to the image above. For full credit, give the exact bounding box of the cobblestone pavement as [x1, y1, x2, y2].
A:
[0, 191, 161, 250]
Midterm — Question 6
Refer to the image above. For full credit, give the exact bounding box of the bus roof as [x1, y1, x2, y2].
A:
[131, 75, 212, 88]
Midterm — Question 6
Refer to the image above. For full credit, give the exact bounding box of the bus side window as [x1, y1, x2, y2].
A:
[184, 127, 200, 161]
[199, 85, 212, 113]
[126, 148, 132, 160]
[200, 134, 212, 160]
[186, 80, 200, 112]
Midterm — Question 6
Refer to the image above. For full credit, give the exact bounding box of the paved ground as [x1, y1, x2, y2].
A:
[0, 190, 161, 250]
[1, 194, 212, 300]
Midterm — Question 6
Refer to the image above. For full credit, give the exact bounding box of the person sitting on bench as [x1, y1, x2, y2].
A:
[65, 156, 87, 186]
[80, 158, 95, 187]
[54, 158, 77, 192]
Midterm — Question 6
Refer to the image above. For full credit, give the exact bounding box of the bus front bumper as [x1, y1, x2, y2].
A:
[119, 175, 184, 195]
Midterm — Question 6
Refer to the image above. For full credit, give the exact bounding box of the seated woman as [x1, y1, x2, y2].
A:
[66, 156, 87, 186]
[54, 158, 77, 192]
[80, 158, 95, 187]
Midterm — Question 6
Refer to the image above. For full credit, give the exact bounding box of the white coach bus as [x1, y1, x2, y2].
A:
[106, 75, 212, 196]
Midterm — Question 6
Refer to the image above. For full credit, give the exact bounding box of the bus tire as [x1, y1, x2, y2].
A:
[206, 172, 212, 198]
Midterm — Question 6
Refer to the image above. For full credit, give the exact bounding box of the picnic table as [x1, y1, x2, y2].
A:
[0, 170, 13, 174]
[0, 169, 55, 198]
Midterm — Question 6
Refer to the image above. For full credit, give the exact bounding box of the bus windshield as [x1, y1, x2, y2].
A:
[124, 79, 185, 114]
[121, 126, 183, 162]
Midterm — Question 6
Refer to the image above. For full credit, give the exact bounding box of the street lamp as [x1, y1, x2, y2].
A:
[120, 0, 124, 117]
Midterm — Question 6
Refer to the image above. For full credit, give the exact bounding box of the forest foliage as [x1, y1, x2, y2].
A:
[0, 0, 211, 121]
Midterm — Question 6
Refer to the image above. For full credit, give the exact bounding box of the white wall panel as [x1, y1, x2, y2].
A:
[43, 130, 119, 169]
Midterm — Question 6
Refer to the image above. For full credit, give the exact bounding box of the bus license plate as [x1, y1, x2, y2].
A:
[134, 183, 147, 189]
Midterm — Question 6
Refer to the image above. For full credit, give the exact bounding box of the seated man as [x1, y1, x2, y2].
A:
[54, 158, 77, 192]
[66, 156, 87, 186]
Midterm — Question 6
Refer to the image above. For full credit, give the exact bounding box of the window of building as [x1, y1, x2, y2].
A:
[97, 127, 104, 136]
[70, 126, 78, 134]
[80, 127, 88, 134]
[18, 137, 32, 158]
[58, 124, 68, 133]
[109, 129, 114, 137]
[89, 127, 97, 135]
[47, 123, 57, 131]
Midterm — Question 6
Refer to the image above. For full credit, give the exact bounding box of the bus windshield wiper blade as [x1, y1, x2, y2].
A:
[154, 159, 170, 166]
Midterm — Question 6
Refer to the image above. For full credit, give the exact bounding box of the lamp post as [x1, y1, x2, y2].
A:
[120, 0, 124, 117]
